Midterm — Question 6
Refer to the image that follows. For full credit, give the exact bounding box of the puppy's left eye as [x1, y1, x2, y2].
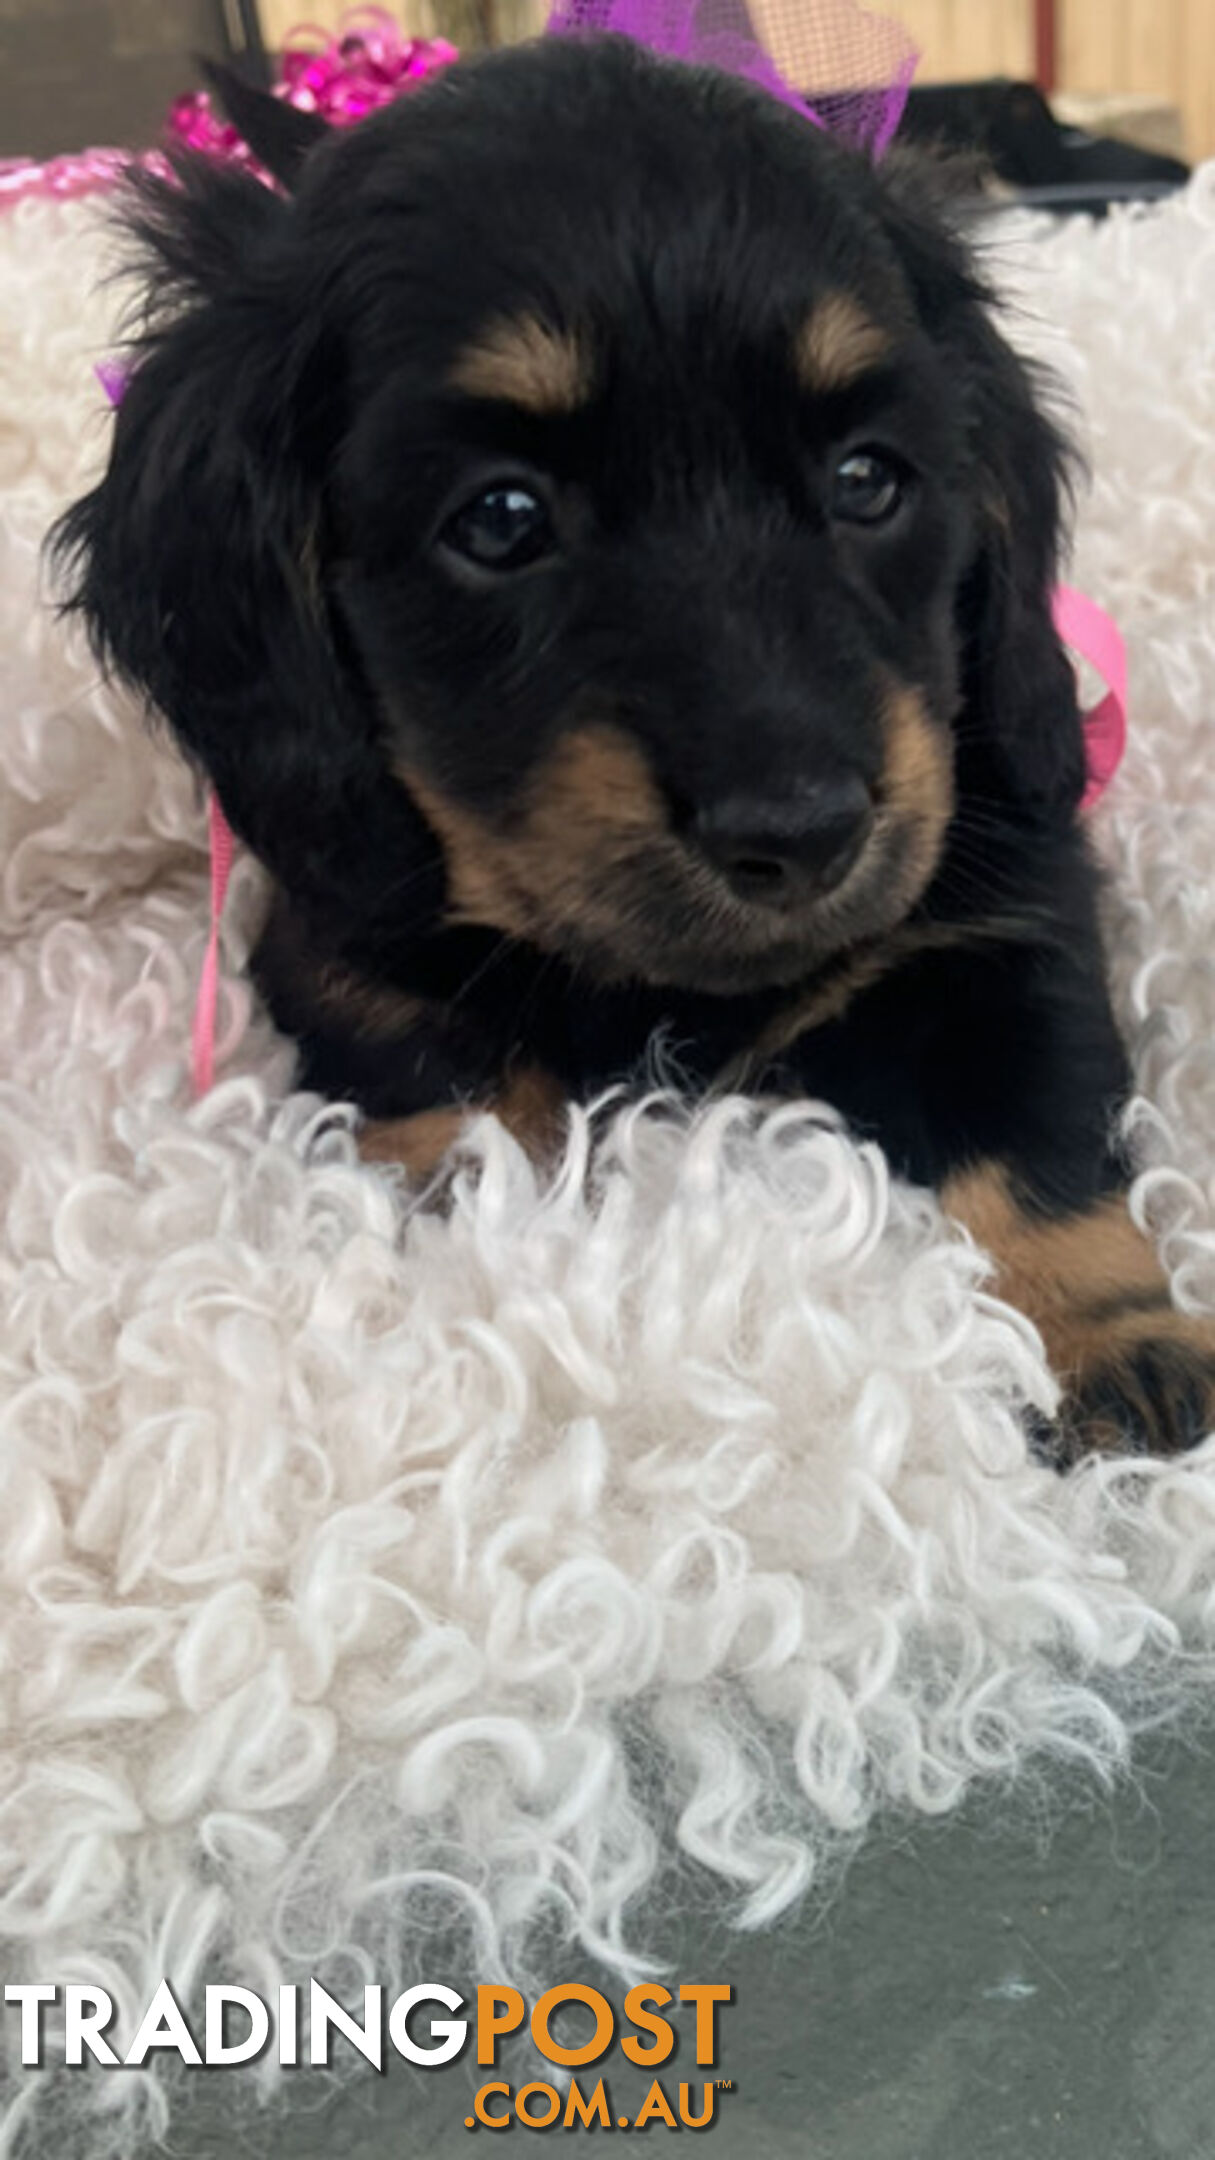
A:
[440, 484, 555, 572]
[830, 451, 905, 526]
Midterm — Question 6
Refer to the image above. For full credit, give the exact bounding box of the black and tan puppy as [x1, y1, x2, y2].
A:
[55, 36, 1215, 1460]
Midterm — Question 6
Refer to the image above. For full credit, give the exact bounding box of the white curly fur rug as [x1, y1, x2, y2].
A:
[3, 164, 1215, 2154]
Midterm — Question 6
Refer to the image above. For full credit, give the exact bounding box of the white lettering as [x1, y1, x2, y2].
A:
[278, 1983, 298, 2066]
[309, 1982, 382, 2071]
[4, 1985, 55, 2067]
[64, 1986, 119, 2066]
[124, 1980, 202, 2066]
[205, 1987, 270, 2066]
[387, 1985, 467, 2065]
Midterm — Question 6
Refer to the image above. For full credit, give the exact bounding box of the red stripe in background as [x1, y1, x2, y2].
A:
[1034, 0, 1058, 92]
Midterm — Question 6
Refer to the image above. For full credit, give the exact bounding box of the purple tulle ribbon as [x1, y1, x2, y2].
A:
[546, 0, 916, 156]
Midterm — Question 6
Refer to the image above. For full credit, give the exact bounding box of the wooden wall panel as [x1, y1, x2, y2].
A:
[885, 0, 1031, 81]
[1124, 0, 1180, 99]
[1062, 0, 1117, 94]
[1180, 0, 1215, 162]
[1061, 0, 1214, 157]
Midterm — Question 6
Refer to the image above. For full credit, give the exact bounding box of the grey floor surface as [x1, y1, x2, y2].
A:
[148, 1729, 1215, 2160]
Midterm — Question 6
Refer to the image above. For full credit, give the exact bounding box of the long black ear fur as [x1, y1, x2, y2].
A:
[51, 156, 443, 954]
[877, 152, 1087, 822]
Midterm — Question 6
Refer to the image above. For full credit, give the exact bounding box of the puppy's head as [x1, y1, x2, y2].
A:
[57, 37, 1084, 995]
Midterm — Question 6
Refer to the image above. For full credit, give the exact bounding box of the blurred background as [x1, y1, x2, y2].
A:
[0, 0, 1206, 181]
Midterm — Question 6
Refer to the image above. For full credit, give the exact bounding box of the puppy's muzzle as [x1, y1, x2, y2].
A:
[692, 772, 874, 908]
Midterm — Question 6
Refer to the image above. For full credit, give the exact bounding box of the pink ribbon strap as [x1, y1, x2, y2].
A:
[191, 793, 236, 1097]
[1053, 582, 1128, 810]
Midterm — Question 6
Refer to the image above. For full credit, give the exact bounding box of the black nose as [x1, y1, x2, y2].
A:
[694, 774, 874, 906]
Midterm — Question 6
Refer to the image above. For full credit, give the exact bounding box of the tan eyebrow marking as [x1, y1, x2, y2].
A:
[448, 314, 592, 413]
[796, 293, 892, 393]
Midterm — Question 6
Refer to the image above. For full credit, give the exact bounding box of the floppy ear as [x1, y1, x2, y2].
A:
[52, 157, 444, 949]
[875, 153, 1087, 821]
[950, 304, 1088, 819]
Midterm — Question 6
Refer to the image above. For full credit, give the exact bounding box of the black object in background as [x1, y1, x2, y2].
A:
[900, 78, 1190, 215]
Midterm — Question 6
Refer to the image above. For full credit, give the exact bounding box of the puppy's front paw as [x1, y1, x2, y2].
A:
[1055, 1313, 1215, 1464]
[359, 1106, 469, 1178]
[358, 1065, 568, 1180]
[944, 1163, 1215, 1466]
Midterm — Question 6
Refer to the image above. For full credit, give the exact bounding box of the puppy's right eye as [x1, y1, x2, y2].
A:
[439, 484, 555, 572]
[830, 449, 905, 526]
